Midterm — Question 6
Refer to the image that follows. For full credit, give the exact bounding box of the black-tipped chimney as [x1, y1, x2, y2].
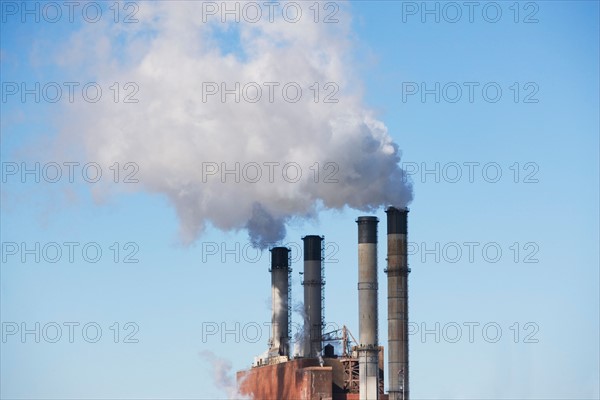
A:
[385, 207, 410, 400]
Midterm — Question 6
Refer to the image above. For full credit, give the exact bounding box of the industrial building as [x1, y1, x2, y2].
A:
[237, 207, 410, 400]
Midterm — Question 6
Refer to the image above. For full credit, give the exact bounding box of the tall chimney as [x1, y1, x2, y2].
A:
[385, 207, 409, 400]
[302, 235, 324, 358]
[270, 246, 291, 357]
[357, 216, 379, 400]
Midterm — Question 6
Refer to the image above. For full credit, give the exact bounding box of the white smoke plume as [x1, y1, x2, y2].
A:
[270, 286, 283, 351]
[292, 301, 309, 357]
[53, 1, 413, 248]
[199, 350, 251, 399]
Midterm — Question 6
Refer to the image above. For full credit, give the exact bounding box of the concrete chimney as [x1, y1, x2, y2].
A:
[357, 216, 379, 400]
[270, 246, 291, 357]
[385, 207, 409, 400]
[302, 235, 324, 358]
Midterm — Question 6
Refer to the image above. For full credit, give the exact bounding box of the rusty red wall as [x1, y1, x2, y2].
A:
[299, 367, 333, 400]
[237, 358, 389, 400]
[237, 359, 333, 400]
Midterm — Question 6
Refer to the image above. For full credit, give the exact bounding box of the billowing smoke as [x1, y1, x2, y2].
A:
[270, 285, 285, 352]
[199, 350, 251, 399]
[53, 1, 413, 248]
[292, 301, 308, 357]
[248, 203, 287, 249]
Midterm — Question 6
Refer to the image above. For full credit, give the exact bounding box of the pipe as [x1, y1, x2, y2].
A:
[302, 235, 324, 358]
[357, 216, 379, 400]
[385, 207, 409, 400]
[270, 246, 290, 357]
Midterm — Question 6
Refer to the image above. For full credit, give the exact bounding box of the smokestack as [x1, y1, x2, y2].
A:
[357, 216, 379, 400]
[270, 247, 291, 357]
[385, 207, 409, 400]
[302, 235, 324, 358]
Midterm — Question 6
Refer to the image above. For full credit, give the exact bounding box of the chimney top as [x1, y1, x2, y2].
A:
[357, 216, 378, 243]
[385, 207, 408, 235]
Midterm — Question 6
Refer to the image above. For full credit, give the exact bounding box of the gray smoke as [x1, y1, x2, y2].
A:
[246, 203, 287, 249]
[199, 350, 251, 399]
[292, 301, 309, 357]
[52, 1, 413, 249]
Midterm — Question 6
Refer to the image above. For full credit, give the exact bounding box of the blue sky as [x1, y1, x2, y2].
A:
[1, 1, 599, 399]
